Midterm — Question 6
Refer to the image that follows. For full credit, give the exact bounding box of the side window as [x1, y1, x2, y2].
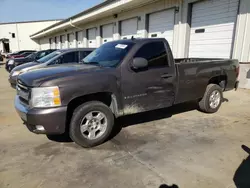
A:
[80, 51, 92, 60]
[36, 52, 46, 59]
[134, 41, 168, 68]
[61, 52, 78, 63]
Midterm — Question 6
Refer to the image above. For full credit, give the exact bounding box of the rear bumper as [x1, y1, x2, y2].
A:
[15, 96, 67, 135]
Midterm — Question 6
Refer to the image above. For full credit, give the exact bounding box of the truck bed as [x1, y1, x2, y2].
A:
[174, 58, 239, 105]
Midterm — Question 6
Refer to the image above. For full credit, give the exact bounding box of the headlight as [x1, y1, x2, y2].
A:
[12, 71, 21, 77]
[30, 86, 61, 108]
[8, 60, 14, 65]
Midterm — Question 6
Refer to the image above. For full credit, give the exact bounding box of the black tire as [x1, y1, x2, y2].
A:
[69, 101, 114, 148]
[198, 84, 223, 113]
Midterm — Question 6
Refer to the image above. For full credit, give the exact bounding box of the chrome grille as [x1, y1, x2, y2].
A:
[16, 80, 30, 106]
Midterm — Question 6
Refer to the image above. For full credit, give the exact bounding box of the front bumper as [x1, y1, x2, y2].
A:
[15, 96, 67, 135]
[5, 63, 14, 72]
[8, 75, 17, 89]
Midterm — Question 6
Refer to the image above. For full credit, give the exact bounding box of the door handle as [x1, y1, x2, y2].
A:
[161, 74, 172, 79]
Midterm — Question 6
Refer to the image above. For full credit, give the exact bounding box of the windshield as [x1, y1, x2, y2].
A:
[37, 51, 61, 63]
[82, 41, 135, 67]
[27, 52, 36, 59]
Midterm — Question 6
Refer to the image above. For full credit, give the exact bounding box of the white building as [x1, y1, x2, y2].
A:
[28, 0, 250, 89]
[0, 19, 61, 53]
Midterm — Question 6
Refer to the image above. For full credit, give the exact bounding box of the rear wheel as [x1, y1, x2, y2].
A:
[198, 84, 223, 113]
[69, 101, 114, 148]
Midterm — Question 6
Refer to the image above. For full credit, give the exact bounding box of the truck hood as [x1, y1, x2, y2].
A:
[18, 64, 106, 87]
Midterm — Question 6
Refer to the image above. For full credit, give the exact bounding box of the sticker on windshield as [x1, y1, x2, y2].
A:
[115, 44, 128, 49]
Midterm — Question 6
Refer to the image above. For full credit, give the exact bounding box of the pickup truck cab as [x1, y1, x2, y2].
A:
[15, 38, 239, 148]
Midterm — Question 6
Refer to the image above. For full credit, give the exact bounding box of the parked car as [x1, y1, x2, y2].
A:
[5, 50, 36, 59]
[9, 48, 94, 88]
[6, 49, 56, 72]
[5, 50, 36, 67]
[14, 38, 239, 148]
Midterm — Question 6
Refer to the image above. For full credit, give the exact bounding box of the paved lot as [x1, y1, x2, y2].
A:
[0, 63, 250, 188]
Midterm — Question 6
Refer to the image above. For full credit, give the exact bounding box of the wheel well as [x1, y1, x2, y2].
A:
[208, 75, 227, 89]
[65, 92, 113, 133]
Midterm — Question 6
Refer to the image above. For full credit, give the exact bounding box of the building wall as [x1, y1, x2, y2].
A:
[34, 0, 250, 89]
[0, 24, 18, 52]
[40, 0, 182, 56]
[233, 0, 250, 89]
[233, 0, 250, 63]
[0, 20, 60, 52]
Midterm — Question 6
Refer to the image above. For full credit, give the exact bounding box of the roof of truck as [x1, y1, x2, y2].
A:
[110, 38, 167, 44]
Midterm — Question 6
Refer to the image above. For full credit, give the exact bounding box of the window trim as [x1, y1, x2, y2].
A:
[60, 51, 79, 64]
[130, 40, 170, 71]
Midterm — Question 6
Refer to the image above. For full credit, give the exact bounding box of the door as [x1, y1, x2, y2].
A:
[121, 41, 176, 114]
[55, 51, 79, 64]
[69, 33, 75, 48]
[88, 28, 97, 48]
[121, 18, 138, 39]
[189, 0, 239, 58]
[77, 31, 84, 48]
[56, 36, 60, 49]
[148, 9, 175, 49]
[50, 38, 55, 49]
[61, 35, 66, 49]
[102, 24, 114, 43]
[79, 50, 92, 60]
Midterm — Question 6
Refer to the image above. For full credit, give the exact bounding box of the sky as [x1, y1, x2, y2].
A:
[0, 0, 103, 23]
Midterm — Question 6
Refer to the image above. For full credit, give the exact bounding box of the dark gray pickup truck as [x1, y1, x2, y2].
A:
[15, 38, 239, 148]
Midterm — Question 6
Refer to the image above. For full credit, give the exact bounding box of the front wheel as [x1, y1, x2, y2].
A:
[69, 101, 114, 148]
[198, 84, 223, 113]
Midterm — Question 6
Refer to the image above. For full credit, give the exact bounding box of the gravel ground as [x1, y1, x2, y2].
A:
[0, 64, 250, 188]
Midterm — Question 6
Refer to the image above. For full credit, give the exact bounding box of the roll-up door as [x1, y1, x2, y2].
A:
[77, 31, 84, 48]
[121, 18, 138, 39]
[189, 0, 239, 58]
[102, 24, 113, 43]
[56, 36, 60, 49]
[87, 28, 97, 48]
[50, 38, 55, 49]
[148, 9, 175, 49]
[69, 33, 75, 48]
[61, 35, 66, 49]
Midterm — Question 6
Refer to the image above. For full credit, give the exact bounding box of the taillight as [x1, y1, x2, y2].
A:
[235, 66, 240, 78]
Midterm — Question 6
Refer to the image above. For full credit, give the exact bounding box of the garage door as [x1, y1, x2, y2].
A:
[61, 35, 66, 49]
[56, 36, 60, 49]
[50, 38, 55, 49]
[69, 33, 75, 48]
[148, 9, 175, 49]
[189, 0, 239, 58]
[102, 24, 113, 43]
[77, 31, 84, 48]
[121, 18, 138, 39]
[88, 28, 97, 48]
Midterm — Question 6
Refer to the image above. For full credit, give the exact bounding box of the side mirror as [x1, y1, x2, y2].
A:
[132, 57, 148, 70]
